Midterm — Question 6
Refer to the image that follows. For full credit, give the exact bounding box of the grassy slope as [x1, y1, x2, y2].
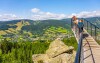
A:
[0, 20, 31, 35]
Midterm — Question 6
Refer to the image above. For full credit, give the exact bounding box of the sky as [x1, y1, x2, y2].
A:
[0, 0, 100, 21]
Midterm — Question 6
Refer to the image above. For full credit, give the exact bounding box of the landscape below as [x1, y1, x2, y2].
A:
[0, 17, 100, 63]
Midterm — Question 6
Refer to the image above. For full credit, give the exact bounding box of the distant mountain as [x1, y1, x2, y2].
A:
[85, 17, 100, 27]
[0, 17, 99, 37]
[0, 19, 71, 37]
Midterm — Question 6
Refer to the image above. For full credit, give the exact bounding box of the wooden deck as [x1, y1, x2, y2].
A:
[82, 30, 100, 63]
[71, 18, 100, 63]
[72, 28, 100, 63]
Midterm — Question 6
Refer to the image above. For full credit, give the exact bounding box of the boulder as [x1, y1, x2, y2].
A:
[46, 38, 74, 58]
[32, 54, 49, 63]
[48, 53, 75, 63]
[32, 38, 76, 63]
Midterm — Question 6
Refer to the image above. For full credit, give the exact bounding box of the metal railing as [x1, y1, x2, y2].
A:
[71, 18, 100, 63]
[82, 18, 100, 43]
[74, 33, 83, 63]
[71, 19, 83, 63]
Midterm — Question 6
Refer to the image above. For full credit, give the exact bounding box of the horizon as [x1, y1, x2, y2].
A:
[0, 0, 100, 21]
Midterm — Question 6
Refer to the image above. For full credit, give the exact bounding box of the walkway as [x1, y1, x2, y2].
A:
[82, 29, 100, 63]
[73, 28, 100, 63]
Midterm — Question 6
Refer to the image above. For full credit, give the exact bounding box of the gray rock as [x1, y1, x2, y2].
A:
[32, 38, 76, 63]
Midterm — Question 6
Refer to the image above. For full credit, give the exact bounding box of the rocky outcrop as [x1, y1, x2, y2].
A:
[32, 38, 76, 63]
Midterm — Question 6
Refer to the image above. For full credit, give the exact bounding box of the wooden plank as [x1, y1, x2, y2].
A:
[72, 28, 100, 63]
[82, 30, 100, 63]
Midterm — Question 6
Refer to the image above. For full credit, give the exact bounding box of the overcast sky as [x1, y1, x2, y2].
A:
[0, 0, 100, 21]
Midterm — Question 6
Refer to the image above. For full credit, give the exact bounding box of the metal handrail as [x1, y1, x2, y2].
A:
[72, 18, 100, 63]
[82, 18, 100, 40]
[71, 18, 83, 63]
[82, 18, 99, 29]
[74, 33, 83, 63]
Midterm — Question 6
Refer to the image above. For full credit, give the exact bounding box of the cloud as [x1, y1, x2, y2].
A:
[0, 14, 22, 21]
[32, 12, 67, 20]
[31, 8, 67, 20]
[0, 8, 100, 21]
[31, 8, 100, 20]
[68, 11, 100, 18]
[31, 8, 40, 13]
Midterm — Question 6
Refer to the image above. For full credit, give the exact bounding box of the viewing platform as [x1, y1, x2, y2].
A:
[72, 18, 100, 63]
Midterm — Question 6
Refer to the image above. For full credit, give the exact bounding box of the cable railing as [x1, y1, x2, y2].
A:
[82, 18, 100, 43]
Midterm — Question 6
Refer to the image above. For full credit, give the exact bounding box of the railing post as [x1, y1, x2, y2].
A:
[91, 24, 92, 36]
[87, 21, 88, 31]
[95, 27, 97, 40]
[71, 18, 73, 28]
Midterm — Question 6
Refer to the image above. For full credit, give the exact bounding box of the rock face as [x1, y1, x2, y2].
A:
[32, 38, 76, 63]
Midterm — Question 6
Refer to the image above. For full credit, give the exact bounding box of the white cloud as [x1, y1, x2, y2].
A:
[31, 8, 100, 20]
[0, 8, 100, 21]
[32, 12, 67, 20]
[31, 8, 67, 20]
[0, 14, 22, 21]
[68, 11, 100, 18]
[31, 8, 40, 13]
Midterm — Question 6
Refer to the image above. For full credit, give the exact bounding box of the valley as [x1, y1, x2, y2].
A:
[0, 17, 100, 63]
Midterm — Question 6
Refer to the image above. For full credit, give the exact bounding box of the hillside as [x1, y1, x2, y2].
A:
[0, 19, 77, 63]
[0, 17, 100, 42]
[0, 19, 72, 42]
[85, 17, 100, 27]
[0, 17, 99, 63]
